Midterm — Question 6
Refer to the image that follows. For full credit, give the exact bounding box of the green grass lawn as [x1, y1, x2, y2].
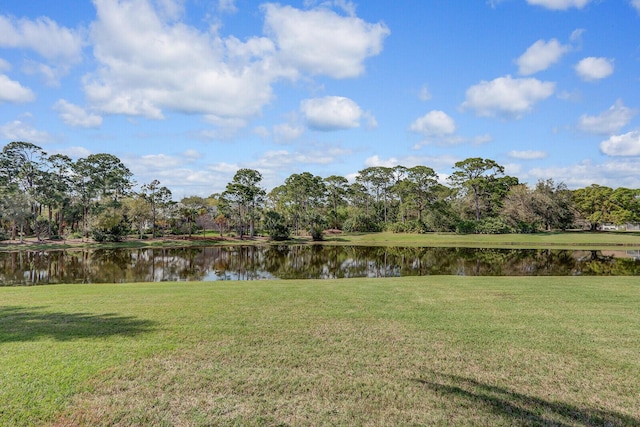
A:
[324, 231, 640, 249]
[1, 277, 639, 426]
[2, 230, 640, 252]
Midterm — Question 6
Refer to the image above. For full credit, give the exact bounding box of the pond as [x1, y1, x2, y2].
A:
[1, 245, 639, 285]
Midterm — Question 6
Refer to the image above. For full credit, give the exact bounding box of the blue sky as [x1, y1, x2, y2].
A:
[1, 0, 640, 198]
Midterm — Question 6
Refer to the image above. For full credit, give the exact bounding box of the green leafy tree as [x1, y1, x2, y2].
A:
[179, 196, 207, 237]
[141, 180, 173, 238]
[573, 184, 614, 230]
[0, 190, 32, 242]
[324, 175, 349, 229]
[448, 157, 506, 221]
[73, 153, 133, 237]
[609, 187, 640, 226]
[532, 179, 575, 231]
[220, 169, 265, 238]
[263, 210, 290, 241]
[123, 194, 152, 238]
[404, 165, 440, 222]
[274, 172, 327, 237]
[356, 166, 395, 223]
[501, 184, 539, 232]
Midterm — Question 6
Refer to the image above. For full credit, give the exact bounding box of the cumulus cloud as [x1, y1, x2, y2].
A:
[85, 0, 279, 119]
[516, 39, 570, 75]
[0, 14, 85, 82]
[262, 3, 390, 79]
[577, 100, 637, 135]
[575, 57, 614, 81]
[84, 0, 387, 123]
[409, 111, 456, 137]
[53, 99, 103, 128]
[633, 0, 640, 13]
[461, 75, 555, 119]
[0, 74, 35, 103]
[526, 0, 591, 10]
[119, 150, 232, 196]
[300, 96, 363, 131]
[0, 120, 51, 143]
[600, 131, 640, 156]
[0, 15, 84, 62]
[508, 150, 548, 160]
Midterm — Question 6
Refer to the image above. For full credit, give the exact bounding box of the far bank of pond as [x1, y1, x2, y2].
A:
[2, 245, 639, 285]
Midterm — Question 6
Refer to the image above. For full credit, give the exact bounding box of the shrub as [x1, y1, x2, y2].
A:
[263, 211, 290, 241]
[343, 214, 382, 233]
[387, 220, 429, 234]
[91, 212, 128, 242]
[455, 220, 477, 234]
[476, 217, 513, 234]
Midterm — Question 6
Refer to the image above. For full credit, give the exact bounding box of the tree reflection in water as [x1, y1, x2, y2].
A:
[0, 246, 639, 285]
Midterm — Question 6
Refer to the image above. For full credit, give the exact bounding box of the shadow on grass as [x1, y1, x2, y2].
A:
[414, 373, 638, 427]
[0, 306, 156, 343]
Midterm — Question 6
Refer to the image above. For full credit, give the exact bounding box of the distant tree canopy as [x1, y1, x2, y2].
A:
[1, 141, 639, 241]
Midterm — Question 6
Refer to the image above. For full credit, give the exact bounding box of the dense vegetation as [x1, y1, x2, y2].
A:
[2, 141, 639, 242]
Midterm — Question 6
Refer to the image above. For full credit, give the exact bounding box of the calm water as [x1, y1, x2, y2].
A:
[1, 245, 639, 285]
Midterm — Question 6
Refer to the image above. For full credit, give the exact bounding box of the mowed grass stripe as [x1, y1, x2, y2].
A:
[1, 277, 639, 426]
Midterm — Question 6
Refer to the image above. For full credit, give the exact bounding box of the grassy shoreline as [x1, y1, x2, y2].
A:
[1, 276, 639, 425]
[1, 230, 640, 252]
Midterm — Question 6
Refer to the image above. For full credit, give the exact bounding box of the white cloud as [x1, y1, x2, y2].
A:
[300, 96, 363, 131]
[526, 0, 591, 10]
[273, 122, 305, 143]
[516, 39, 570, 75]
[632, 0, 640, 13]
[0, 120, 51, 143]
[53, 99, 103, 128]
[600, 131, 640, 157]
[419, 85, 432, 101]
[202, 115, 248, 139]
[154, 0, 187, 20]
[0, 14, 84, 82]
[363, 111, 378, 130]
[409, 110, 456, 137]
[218, 0, 238, 14]
[0, 15, 84, 62]
[54, 146, 92, 159]
[570, 28, 585, 43]
[461, 75, 555, 119]
[577, 100, 637, 135]
[527, 159, 640, 189]
[86, 0, 281, 120]
[84, 0, 387, 123]
[262, 3, 390, 79]
[182, 149, 202, 161]
[0, 74, 35, 103]
[508, 150, 548, 160]
[253, 126, 270, 138]
[575, 57, 614, 81]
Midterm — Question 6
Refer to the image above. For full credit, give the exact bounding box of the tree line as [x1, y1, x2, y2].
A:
[1, 141, 639, 242]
